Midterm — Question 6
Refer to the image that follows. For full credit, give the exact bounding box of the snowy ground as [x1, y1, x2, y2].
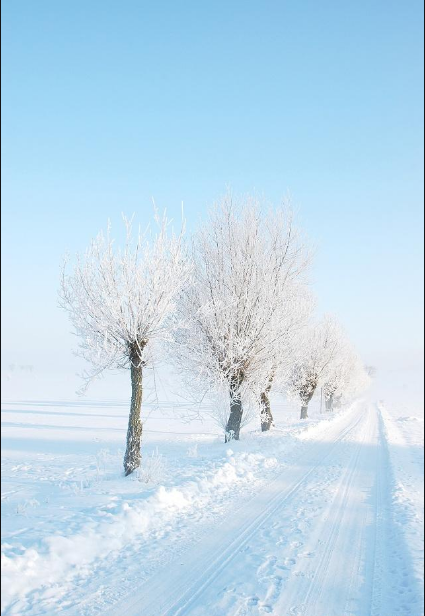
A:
[1, 371, 424, 616]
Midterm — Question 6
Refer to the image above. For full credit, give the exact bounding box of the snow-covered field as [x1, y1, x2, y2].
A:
[1, 371, 423, 616]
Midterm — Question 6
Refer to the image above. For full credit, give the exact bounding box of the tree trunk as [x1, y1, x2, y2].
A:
[225, 377, 243, 442]
[260, 375, 275, 431]
[300, 388, 315, 419]
[325, 393, 334, 412]
[123, 360, 143, 476]
[300, 405, 309, 419]
[299, 380, 317, 420]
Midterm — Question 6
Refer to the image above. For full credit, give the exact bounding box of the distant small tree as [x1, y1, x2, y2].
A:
[365, 365, 377, 378]
[60, 214, 189, 476]
[323, 343, 355, 411]
[333, 356, 371, 408]
[287, 316, 346, 419]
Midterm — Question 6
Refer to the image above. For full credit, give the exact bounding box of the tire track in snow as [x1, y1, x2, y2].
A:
[278, 403, 374, 616]
[368, 404, 424, 616]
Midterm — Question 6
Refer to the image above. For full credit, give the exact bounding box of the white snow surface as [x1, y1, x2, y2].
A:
[1, 371, 424, 616]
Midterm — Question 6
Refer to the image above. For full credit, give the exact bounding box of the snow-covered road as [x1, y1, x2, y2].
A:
[2, 399, 423, 616]
[102, 403, 423, 616]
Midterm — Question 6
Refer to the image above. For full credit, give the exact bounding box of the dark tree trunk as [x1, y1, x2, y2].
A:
[300, 387, 316, 419]
[123, 357, 143, 476]
[300, 405, 309, 419]
[261, 391, 274, 432]
[260, 376, 274, 432]
[225, 376, 243, 442]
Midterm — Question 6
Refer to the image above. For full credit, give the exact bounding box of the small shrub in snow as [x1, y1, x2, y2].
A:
[16, 499, 40, 516]
[225, 429, 236, 443]
[136, 449, 167, 485]
[95, 449, 110, 481]
[187, 444, 199, 458]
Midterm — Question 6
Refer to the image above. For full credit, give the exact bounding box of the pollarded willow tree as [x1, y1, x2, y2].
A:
[259, 284, 315, 432]
[171, 194, 311, 442]
[60, 214, 190, 476]
[287, 315, 347, 419]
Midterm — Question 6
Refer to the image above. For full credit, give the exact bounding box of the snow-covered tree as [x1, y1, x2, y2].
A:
[171, 194, 311, 441]
[323, 339, 372, 411]
[287, 315, 347, 419]
[332, 356, 371, 408]
[259, 285, 315, 431]
[60, 214, 190, 476]
[323, 340, 355, 411]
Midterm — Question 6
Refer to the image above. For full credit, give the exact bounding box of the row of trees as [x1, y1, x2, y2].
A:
[60, 195, 371, 476]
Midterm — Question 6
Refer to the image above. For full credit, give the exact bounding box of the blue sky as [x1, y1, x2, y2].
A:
[1, 1, 424, 383]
